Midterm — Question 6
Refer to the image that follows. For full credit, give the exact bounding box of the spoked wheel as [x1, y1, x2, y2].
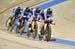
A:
[5, 17, 15, 30]
[45, 23, 51, 42]
[5, 17, 11, 28]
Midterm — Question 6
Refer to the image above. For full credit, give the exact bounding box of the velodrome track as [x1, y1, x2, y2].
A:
[0, 0, 75, 49]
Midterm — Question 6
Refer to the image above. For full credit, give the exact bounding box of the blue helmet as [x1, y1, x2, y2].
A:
[36, 7, 41, 13]
[17, 7, 21, 12]
[26, 7, 30, 12]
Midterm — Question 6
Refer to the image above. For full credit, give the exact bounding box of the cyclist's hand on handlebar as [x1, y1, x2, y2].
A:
[51, 21, 56, 25]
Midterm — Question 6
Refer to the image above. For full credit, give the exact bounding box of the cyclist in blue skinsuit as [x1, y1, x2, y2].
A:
[9, 7, 21, 32]
[44, 8, 55, 41]
[36, 8, 55, 41]
[29, 7, 42, 39]
[20, 7, 32, 35]
[11, 6, 22, 32]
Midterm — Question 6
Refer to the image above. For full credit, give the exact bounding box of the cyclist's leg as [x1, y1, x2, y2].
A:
[19, 18, 26, 35]
[27, 21, 31, 38]
[27, 17, 34, 37]
[41, 20, 45, 35]
[37, 21, 44, 40]
[40, 20, 45, 40]
[32, 20, 37, 39]
[15, 19, 21, 33]
[28, 17, 34, 31]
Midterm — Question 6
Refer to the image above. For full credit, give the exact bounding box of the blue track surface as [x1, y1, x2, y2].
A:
[13, 0, 75, 46]
[38, 0, 66, 9]
[53, 38, 75, 46]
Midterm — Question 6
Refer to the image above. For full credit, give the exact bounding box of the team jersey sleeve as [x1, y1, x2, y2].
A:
[21, 8, 26, 16]
[33, 8, 36, 17]
[11, 7, 18, 15]
[11, 8, 15, 15]
[44, 9, 47, 21]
